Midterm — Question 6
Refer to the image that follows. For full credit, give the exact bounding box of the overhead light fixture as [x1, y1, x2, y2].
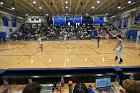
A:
[0, 1, 3, 5]
[12, 7, 15, 10]
[92, 6, 95, 9]
[117, 3, 121, 9]
[11, 2, 15, 10]
[39, 6, 42, 9]
[66, 13, 68, 16]
[66, 6, 68, 8]
[128, 0, 132, 4]
[46, 13, 48, 16]
[26, 14, 28, 16]
[33, 0, 36, 4]
[97, 0, 100, 4]
[65, 1, 68, 4]
[118, 6, 121, 9]
[86, 13, 88, 16]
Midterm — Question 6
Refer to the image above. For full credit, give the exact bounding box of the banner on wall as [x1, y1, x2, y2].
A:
[52, 16, 104, 25]
[12, 17, 17, 27]
[118, 20, 122, 28]
[66, 16, 82, 26]
[2, 16, 9, 26]
[93, 16, 104, 24]
[82, 16, 93, 25]
[53, 16, 65, 26]
[123, 18, 128, 27]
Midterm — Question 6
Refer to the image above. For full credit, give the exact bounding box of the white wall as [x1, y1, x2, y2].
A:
[109, 7, 140, 40]
[109, 7, 140, 30]
[0, 11, 24, 35]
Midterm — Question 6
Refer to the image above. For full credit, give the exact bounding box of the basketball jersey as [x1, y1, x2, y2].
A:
[37, 38, 41, 43]
[116, 39, 124, 52]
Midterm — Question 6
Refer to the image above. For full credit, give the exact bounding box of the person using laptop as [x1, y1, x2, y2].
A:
[87, 85, 95, 93]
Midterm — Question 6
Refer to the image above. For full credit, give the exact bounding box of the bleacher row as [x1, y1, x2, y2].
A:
[0, 66, 140, 93]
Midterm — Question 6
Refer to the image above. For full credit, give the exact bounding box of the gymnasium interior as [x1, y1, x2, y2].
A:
[0, 0, 140, 93]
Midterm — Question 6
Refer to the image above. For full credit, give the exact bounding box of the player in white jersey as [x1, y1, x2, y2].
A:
[113, 35, 124, 64]
[64, 32, 70, 44]
[37, 36, 43, 52]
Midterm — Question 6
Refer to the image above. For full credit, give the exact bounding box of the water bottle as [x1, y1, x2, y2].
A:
[61, 77, 64, 83]
[115, 75, 120, 87]
[129, 74, 134, 80]
[61, 77, 64, 87]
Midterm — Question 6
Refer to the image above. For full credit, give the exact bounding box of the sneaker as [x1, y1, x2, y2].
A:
[119, 58, 123, 64]
[114, 56, 118, 61]
[119, 61, 123, 64]
[114, 58, 118, 61]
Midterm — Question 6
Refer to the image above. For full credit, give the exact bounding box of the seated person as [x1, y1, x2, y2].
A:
[73, 83, 88, 93]
[122, 79, 140, 93]
[22, 82, 41, 93]
[87, 85, 95, 93]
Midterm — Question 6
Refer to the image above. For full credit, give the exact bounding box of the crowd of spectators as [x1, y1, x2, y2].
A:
[8, 23, 125, 41]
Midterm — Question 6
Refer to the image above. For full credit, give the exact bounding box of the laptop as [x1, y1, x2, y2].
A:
[95, 77, 115, 93]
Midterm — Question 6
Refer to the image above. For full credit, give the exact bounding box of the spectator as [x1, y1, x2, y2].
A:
[73, 83, 88, 93]
[22, 82, 41, 93]
[122, 79, 140, 93]
[87, 85, 95, 93]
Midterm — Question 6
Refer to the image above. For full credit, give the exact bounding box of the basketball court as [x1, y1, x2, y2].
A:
[0, 39, 140, 69]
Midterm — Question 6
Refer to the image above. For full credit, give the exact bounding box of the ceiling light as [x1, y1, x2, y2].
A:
[39, 7, 42, 9]
[66, 13, 68, 16]
[128, 0, 132, 4]
[118, 3, 121, 9]
[12, 7, 15, 10]
[46, 14, 48, 16]
[118, 6, 121, 9]
[26, 14, 28, 16]
[0, 2, 3, 5]
[86, 13, 88, 16]
[33, 0, 36, 4]
[97, 0, 100, 4]
[11, 2, 15, 10]
[65, 1, 68, 4]
[66, 6, 68, 8]
[92, 6, 95, 9]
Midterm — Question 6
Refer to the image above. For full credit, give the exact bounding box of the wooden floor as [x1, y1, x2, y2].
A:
[0, 39, 140, 69]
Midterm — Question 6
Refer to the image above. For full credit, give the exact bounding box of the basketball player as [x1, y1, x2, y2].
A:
[66, 32, 71, 44]
[64, 32, 67, 43]
[64, 32, 70, 44]
[37, 36, 43, 52]
[113, 35, 124, 64]
[97, 34, 101, 48]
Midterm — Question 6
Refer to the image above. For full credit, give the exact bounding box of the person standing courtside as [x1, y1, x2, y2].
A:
[37, 36, 43, 52]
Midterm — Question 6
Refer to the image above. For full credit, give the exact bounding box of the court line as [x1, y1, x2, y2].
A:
[82, 40, 117, 66]
[0, 55, 31, 56]
[83, 42, 100, 54]
[18, 42, 49, 63]
[78, 41, 99, 66]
